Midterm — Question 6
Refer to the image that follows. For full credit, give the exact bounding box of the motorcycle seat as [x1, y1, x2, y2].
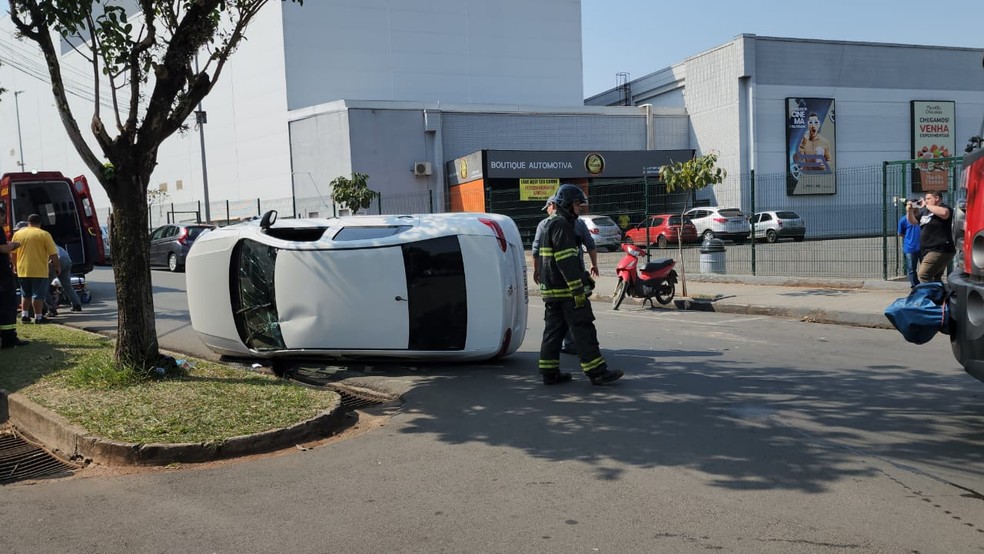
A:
[642, 258, 674, 273]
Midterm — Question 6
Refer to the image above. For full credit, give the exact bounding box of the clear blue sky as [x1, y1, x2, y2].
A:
[582, 0, 984, 97]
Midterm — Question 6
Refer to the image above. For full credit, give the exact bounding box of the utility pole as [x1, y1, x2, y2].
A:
[14, 90, 25, 169]
[194, 57, 211, 223]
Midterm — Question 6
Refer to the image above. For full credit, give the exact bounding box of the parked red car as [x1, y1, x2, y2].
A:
[623, 214, 699, 248]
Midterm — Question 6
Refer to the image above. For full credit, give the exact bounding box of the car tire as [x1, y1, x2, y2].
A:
[168, 252, 182, 272]
[766, 230, 778, 243]
[612, 278, 627, 311]
[657, 235, 669, 249]
[702, 229, 715, 241]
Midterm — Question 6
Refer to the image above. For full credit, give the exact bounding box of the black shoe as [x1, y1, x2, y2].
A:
[20, 315, 30, 323]
[542, 372, 573, 385]
[46, 310, 58, 317]
[34, 317, 50, 325]
[71, 305, 82, 312]
[1, 338, 30, 348]
[560, 346, 577, 355]
[587, 368, 624, 386]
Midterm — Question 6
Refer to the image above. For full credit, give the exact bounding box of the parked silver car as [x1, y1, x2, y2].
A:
[683, 207, 748, 243]
[750, 210, 806, 243]
[578, 215, 623, 251]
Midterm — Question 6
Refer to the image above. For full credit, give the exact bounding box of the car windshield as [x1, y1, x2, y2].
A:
[667, 216, 687, 225]
[232, 239, 285, 351]
[718, 209, 744, 218]
[776, 211, 801, 219]
[589, 216, 617, 226]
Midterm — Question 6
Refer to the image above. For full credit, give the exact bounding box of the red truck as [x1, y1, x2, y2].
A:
[0, 171, 104, 275]
[946, 131, 984, 384]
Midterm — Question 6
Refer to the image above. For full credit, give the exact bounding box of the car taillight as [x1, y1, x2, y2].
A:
[479, 218, 508, 252]
[590, 228, 599, 234]
[177, 228, 189, 244]
[777, 220, 784, 228]
[713, 217, 727, 223]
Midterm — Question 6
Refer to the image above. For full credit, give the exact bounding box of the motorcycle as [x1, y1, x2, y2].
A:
[612, 243, 677, 310]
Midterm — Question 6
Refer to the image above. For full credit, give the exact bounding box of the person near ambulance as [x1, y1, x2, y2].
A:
[0, 200, 29, 347]
[536, 183, 622, 386]
[11, 214, 60, 324]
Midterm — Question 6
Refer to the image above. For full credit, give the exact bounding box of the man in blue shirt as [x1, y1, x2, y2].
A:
[897, 211, 921, 287]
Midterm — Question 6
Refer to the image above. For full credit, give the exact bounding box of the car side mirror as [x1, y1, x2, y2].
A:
[259, 210, 278, 231]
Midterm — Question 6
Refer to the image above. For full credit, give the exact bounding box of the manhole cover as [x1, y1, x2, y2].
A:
[0, 429, 78, 485]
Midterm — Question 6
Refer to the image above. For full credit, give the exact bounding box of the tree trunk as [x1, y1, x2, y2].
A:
[108, 176, 159, 369]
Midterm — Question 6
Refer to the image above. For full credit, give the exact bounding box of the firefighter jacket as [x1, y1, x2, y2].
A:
[538, 211, 587, 306]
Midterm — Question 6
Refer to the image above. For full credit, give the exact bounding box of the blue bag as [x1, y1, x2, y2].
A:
[884, 282, 950, 345]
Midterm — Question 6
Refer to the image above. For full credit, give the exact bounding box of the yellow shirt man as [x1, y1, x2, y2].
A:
[11, 225, 58, 278]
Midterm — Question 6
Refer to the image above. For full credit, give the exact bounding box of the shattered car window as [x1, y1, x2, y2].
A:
[232, 239, 285, 351]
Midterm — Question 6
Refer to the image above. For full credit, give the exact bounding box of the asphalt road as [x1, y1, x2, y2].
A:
[3, 293, 984, 553]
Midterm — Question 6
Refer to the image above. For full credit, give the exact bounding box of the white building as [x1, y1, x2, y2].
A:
[0, 0, 596, 221]
[587, 34, 984, 217]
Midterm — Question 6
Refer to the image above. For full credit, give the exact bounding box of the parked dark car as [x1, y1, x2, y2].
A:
[149, 223, 215, 272]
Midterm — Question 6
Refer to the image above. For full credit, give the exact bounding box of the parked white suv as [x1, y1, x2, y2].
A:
[578, 215, 623, 251]
[750, 210, 806, 243]
[683, 207, 748, 243]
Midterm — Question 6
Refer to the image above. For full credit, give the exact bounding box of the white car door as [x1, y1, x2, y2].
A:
[275, 247, 410, 350]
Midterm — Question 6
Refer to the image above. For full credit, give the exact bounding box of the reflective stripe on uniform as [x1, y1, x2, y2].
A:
[0, 324, 15, 331]
[541, 287, 573, 299]
[553, 247, 579, 262]
[538, 359, 560, 370]
[580, 356, 605, 372]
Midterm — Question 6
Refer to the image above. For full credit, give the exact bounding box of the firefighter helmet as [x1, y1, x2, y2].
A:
[554, 184, 587, 210]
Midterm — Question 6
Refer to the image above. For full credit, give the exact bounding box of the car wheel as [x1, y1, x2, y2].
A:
[168, 252, 181, 272]
[657, 235, 669, 249]
[766, 229, 778, 243]
[612, 278, 627, 311]
[702, 229, 715, 241]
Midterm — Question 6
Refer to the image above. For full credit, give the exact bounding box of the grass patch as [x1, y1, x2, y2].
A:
[1, 324, 338, 444]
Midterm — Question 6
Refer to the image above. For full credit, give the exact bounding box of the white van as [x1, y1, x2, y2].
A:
[186, 212, 528, 361]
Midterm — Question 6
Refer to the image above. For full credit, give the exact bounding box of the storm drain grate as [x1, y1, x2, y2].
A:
[0, 430, 78, 485]
[324, 385, 392, 412]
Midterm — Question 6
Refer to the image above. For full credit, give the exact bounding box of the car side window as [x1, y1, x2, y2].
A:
[150, 227, 166, 241]
[232, 238, 285, 351]
[761, 214, 772, 222]
[651, 218, 662, 227]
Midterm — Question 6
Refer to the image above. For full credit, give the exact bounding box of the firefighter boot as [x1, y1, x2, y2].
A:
[587, 367, 624, 386]
[542, 371, 573, 385]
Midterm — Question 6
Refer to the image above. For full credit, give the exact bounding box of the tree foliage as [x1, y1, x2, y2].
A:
[9, 0, 303, 370]
[657, 152, 728, 296]
[329, 173, 379, 215]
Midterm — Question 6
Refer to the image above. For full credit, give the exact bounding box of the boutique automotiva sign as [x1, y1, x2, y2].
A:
[485, 150, 693, 179]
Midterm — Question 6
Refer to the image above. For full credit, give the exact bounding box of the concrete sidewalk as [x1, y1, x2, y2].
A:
[531, 271, 914, 330]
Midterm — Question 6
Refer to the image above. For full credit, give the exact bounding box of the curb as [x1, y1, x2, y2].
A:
[1, 389, 352, 466]
[672, 298, 893, 329]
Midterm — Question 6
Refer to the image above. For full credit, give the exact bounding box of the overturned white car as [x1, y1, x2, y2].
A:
[186, 211, 528, 361]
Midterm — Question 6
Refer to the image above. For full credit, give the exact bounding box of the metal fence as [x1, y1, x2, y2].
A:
[97, 159, 963, 282]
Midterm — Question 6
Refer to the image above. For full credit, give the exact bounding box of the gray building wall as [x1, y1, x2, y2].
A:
[587, 34, 984, 237]
[288, 101, 690, 215]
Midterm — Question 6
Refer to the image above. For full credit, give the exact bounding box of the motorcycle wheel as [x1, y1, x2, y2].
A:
[612, 278, 628, 311]
[655, 280, 675, 305]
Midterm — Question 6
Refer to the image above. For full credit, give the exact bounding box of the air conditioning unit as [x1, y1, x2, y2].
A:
[413, 162, 432, 177]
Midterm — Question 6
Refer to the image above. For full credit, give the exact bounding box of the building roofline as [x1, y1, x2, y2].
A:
[288, 99, 686, 122]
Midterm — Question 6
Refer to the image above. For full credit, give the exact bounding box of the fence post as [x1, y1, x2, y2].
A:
[429, 189, 434, 213]
[378, 193, 383, 215]
[197, 200, 202, 223]
[750, 170, 756, 276]
[882, 161, 889, 281]
[226, 199, 230, 227]
[256, 198, 261, 217]
[643, 171, 651, 262]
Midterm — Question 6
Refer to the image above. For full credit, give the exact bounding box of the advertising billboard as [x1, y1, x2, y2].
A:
[911, 100, 956, 192]
[786, 98, 836, 196]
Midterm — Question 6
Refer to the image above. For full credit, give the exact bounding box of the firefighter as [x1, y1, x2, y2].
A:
[0, 200, 29, 348]
[537, 183, 622, 386]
